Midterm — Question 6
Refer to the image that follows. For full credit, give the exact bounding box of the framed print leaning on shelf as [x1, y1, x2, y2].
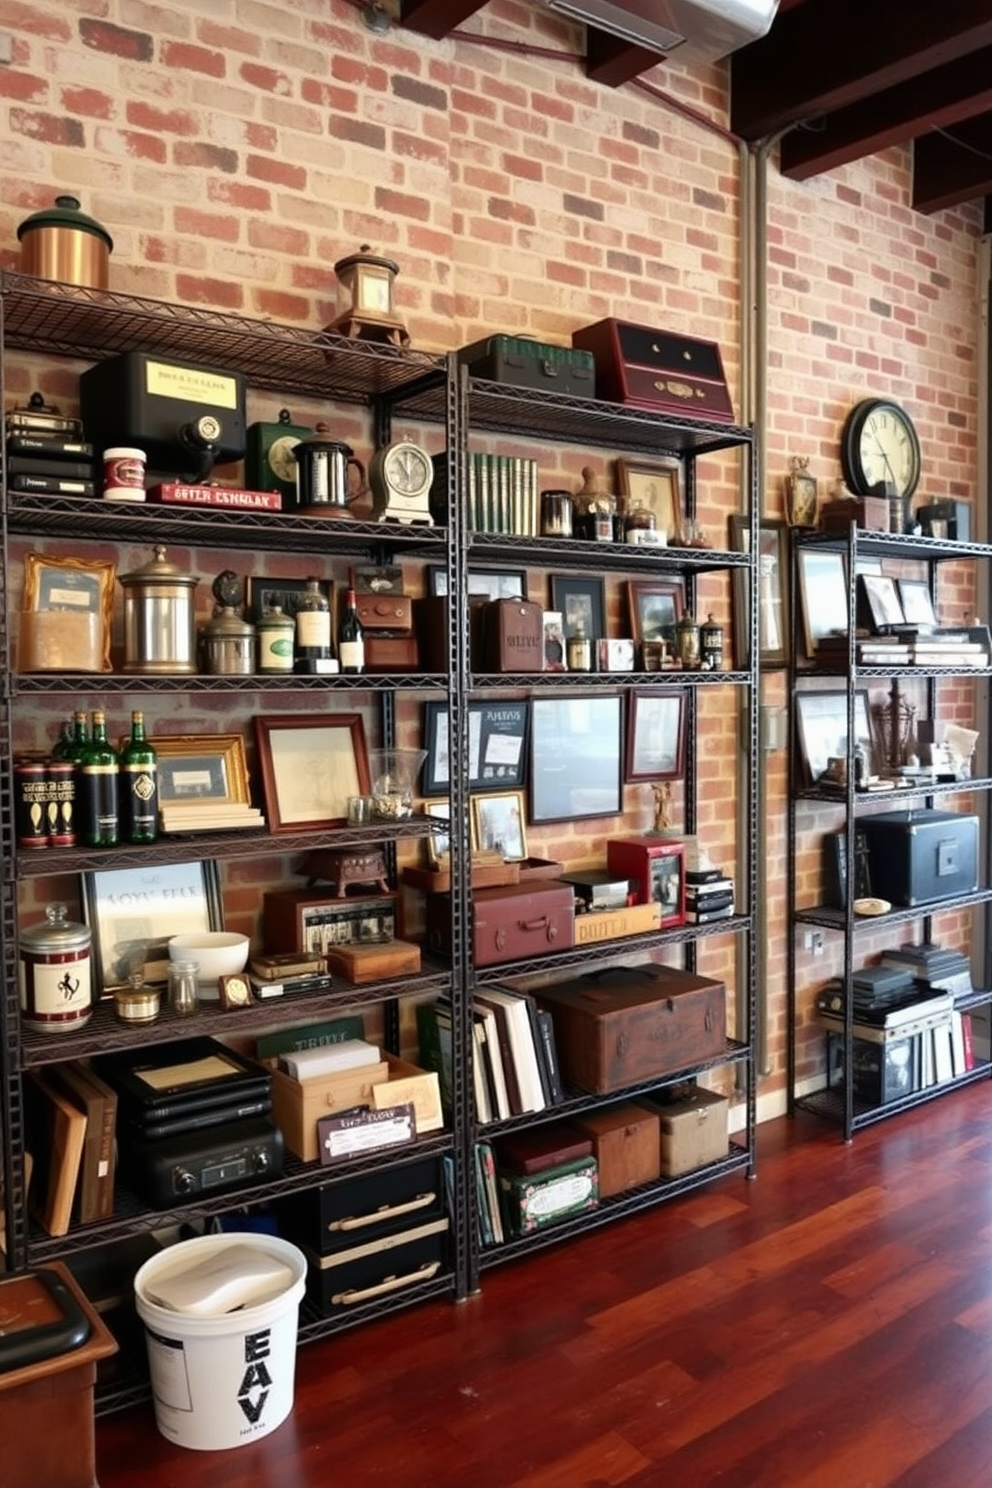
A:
[22, 552, 116, 670]
[421, 700, 529, 796]
[82, 860, 223, 994]
[896, 578, 938, 629]
[426, 567, 527, 601]
[472, 791, 528, 861]
[626, 690, 686, 782]
[858, 573, 905, 632]
[626, 578, 685, 648]
[795, 549, 848, 660]
[149, 733, 250, 808]
[529, 695, 623, 824]
[728, 516, 789, 668]
[422, 799, 451, 866]
[794, 689, 873, 787]
[254, 713, 370, 832]
[614, 455, 684, 540]
[549, 574, 606, 642]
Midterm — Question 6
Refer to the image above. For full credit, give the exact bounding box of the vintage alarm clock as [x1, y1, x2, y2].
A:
[245, 408, 314, 505]
[368, 440, 434, 525]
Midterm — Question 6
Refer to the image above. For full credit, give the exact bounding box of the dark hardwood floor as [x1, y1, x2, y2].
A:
[94, 1084, 992, 1488]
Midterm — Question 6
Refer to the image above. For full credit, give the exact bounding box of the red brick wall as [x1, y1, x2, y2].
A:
[1, 2, 983, 1107]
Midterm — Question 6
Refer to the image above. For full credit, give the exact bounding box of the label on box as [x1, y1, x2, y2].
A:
[148, 482, 282, 511]
[318, 1102, 417, 1163]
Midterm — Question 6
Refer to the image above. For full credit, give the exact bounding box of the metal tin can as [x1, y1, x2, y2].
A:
[19, 903, 92, 1034]
[45, 759, 77, 847]
[256, 606, 295, 673]
[700, 613, 724, 671]
[118, 546, 200, 674]
[14, 758, 49, 850]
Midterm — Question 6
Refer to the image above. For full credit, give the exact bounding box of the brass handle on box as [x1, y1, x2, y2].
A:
[328, 1191, 436, 1232]
[332, 1261, 442, 1305]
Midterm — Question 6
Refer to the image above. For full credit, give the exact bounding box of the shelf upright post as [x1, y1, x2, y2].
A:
[744, 434, 760, 1174]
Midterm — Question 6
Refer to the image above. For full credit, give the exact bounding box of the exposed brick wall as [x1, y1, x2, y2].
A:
[0, 1, 984, 1105]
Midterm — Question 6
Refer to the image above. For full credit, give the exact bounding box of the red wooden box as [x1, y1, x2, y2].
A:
[532, 962, 726, 1094]
[355, 593, 413, 633]
[571, 318, 735, 423]
[426, 881, 575, 966]
[606, 836, 685, 927]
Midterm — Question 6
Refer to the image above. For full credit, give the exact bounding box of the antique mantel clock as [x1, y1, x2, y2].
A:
[325, 245, 410, 348]
[368, 440, 434, 525]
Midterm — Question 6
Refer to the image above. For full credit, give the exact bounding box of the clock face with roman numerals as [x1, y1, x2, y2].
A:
[840, 398, 921, 501]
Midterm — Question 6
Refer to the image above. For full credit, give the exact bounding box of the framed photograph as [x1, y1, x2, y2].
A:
[245, 575, 334, 633]
[529, 695, 623, 824]
[148, 734, 250, 807]
[422, 798, 451, 867]
[626, 579, 685, 647]
[728, 516, 789, 668]
[421, 700, 528, 796]
[253, 713, 370, 832]
[858, 573, 905, 632]
[648, 841, 686, 928]
[82, 860, 223, 994]
[626, 690, 686, 781]
[426, 567, 526, 601]
[549, 575, 607, 642]
[794, 689, 873, 787]
[614, 455, 684, 541]
[796, 549, 849, 660]
[472, 791, 528, 861]
[896, 578, 937, 630]
[22, 552, 115, 670]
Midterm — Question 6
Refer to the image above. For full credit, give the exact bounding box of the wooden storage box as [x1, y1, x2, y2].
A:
[323, 938, 421, 984]
[355, 593, 413, 632]
[533, 963, 726, 1094]
[415, 595, 489, 672]
[820, 496, 889, 532]
[646, 1086, 730, 1176]
[363, 635, 419, 671]
[270, 1060, 389, 1161]
[574, 902, 661, 947]
[370, 1055, 443, 1134]
[572, 1103, 661, 1197]
[482, 597, 545, 672]
[426, 881, 575, 966]
[571, 318, 734, 422]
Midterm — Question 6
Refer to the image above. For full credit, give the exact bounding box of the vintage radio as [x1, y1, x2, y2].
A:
[606, 836, 686, 927]
[457, 334, 596, 398]
[116, 1116, 284, 1207]
[571, 319, 734, 423]
[426, 881, 575, 966]
[533, 963, 726, 1094]
[482, 598, 546, 673]
[262, 888, 400, 956]
[858, 809, 979, 907]
[355, 593, 414, 633]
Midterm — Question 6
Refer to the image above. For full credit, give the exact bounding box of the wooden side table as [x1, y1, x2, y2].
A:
[0, 1261, 118, 1488]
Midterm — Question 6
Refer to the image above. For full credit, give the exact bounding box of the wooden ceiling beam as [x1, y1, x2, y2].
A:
[584, 29, 666, 87]
[400, 0, 486, 40]
[779, 47, 992, 179]
[731, 0, 992, 141]
[912, 117, 992, 213]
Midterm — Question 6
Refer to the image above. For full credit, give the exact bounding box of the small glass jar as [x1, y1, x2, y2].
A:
[566, 622, 592, 672]
[540, 490, 573, 537]
[624, 504, 656, 542]
[168, 960, 200, 1018]
[676, 612, 701, 669]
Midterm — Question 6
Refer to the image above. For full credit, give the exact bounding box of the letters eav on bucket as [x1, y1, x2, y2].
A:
[318, 1101, 417, 1163]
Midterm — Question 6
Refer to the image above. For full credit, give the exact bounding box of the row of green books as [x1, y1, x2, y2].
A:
[430, 451, 542, 535]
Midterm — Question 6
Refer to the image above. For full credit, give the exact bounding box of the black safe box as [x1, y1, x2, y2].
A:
[859, 809, 979, 907]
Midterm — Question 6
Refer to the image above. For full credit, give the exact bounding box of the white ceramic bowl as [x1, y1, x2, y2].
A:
[167, 931, 250, 998]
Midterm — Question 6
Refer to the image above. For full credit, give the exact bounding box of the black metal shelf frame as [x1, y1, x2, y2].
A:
[0, 275, 761, 1402]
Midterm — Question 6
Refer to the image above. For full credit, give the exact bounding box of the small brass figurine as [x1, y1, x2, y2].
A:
[785, 455, 818, 528]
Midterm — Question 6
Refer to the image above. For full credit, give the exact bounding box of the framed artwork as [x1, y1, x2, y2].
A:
[148, 734, 250, 808]
[626, 579, 685, 647]
[896, 578, 938, 629]
[422, 798, 451, 867]
[529, 695, 623, 824]
[427, 567, 527, 601]
[794, 689, 873, 788]
[82, 860, 223, 994]
[253, 713, 370, 832]
[728, 515, 789, 668]
[22, 552, 116, 670]
[614, 455, 684, 541]
[421, 700, 529, 796]
[858, 573, 905, 632]
[626, 690, 686, 781]
[245, 575, 334, 634]
[472, 791, 528, 860]
[796, 549, 849, 660]
[549, 574, 607, 642]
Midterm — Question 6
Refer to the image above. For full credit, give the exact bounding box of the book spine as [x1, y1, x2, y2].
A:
[536, 1008, 565, 1104]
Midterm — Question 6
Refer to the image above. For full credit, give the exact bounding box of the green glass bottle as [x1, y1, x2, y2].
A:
[61, 709, 90, 765]
[50, 719, 74, 760]
[78, 708, 119, 847]
[119, 710, 158, 844]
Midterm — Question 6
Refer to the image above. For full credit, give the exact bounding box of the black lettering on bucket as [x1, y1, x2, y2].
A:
[238, 1329, 274, 1424]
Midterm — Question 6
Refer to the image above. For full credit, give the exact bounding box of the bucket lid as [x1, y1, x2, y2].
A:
[17, 195, 113, 250]
[140, 1242, 297, 1316]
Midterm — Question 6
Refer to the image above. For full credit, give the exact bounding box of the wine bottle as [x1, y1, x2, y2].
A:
[78, 709, 119, 847]
[339, 586, 365, 674]
[61, 709, 90, 764]
[294, 578, 335, 674]
[50, 719, 74, 760]
[119, 710, 159, 844]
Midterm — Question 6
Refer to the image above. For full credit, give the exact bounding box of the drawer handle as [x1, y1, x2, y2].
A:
[332, 1260, 442, 1306]
[328, 1191, 436, 1232]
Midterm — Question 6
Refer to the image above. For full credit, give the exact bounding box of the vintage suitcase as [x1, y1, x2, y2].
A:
[499, 1155, 599, 1235]
[426, 882, 576, 966]
[303, 1217, 450, 1312]
[571, 318, 734, 422]
[858, 809, 979, 906]
[355, 593, 413, 633]
[572, 1103, 660, 1196]
[533, 963, 726, 1094]
[278, 1153, 446, 1255]
[640, 1085, 730, 1176]
[457, 334, 596, 398]
[482, 597, 546, 672]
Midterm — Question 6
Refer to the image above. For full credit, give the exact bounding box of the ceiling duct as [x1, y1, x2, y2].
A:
[540, 0, 778, 61]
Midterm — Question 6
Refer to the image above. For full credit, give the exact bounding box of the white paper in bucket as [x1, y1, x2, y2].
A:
[134, 1232, 307, 1452]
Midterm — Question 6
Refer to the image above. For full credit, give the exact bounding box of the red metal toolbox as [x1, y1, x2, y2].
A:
[532, 962, 726, 1094]
[426, 881, 575, 966]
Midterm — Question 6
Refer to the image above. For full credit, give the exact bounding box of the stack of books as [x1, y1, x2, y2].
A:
[685, 867, 734, 924]
[430, 451, 540, 535]
[815, 628, 991, 669]
[881, 942, 974, 998]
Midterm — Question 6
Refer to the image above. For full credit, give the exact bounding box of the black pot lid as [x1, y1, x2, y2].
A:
[17, 195, 113, 250]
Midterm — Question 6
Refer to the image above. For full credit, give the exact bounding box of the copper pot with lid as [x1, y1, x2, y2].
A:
[17, 195, 113, 290]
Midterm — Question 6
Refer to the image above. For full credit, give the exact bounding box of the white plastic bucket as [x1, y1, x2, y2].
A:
[133, 1231, 307, 1451]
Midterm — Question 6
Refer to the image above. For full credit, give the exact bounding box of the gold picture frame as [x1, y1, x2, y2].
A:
[22, 552, 116, 671]
[148, 734, 251, 808]
[614, 456, 684, 541]
[472, 790, 528, 861]
[423, 798, 451, 867]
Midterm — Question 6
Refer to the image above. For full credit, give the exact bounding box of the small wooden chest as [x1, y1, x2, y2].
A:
[426, 881, 575, 966]
[533, 963, 726, 1094]
[355, 593, 413, 633]
[362, 635, 419, 671]
[572, 1103, 660, 1196]
[571, 318, 735, 422]
[322, 938, 421, 984]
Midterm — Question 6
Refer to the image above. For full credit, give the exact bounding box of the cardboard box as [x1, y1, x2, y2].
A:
[572, 1103, 660, 1197]
[370, 1056, 443, 1134]
[645, 1086, 729, 1177]
[270, 1060, 389, 1161]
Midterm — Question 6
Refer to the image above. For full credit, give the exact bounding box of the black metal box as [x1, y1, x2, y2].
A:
[859, 809, 979, 906]
[457, 334, 595, 398]
[277, 1153, 445, 1256]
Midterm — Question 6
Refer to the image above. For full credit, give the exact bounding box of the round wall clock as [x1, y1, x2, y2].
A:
[369, 440, 435, 525]
[840, 398, 921, 500]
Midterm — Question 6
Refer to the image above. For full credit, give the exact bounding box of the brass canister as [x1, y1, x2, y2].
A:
[17, 195, 113, 289]
[119, 546, 200, 674]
